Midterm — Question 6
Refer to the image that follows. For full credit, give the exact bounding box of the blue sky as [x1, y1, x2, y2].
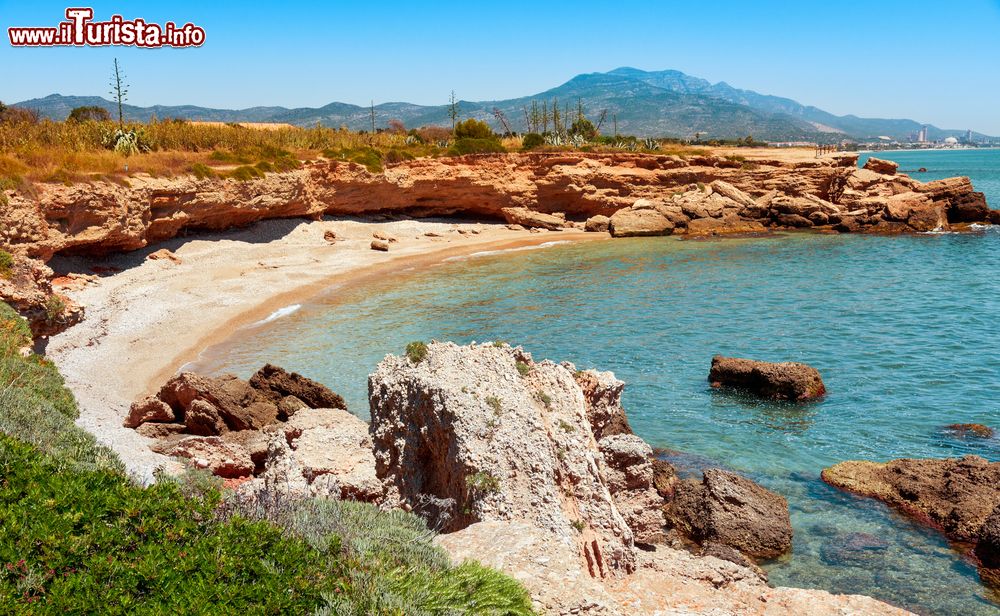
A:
[3, 1, 999, 133]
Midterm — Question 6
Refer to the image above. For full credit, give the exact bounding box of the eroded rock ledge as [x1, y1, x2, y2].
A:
[2, 152, 995, 262]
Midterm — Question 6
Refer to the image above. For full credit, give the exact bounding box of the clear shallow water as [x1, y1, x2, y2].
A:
[193, 152, 1000, 615]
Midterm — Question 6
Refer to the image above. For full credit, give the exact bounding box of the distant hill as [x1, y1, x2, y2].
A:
[13, 68, 991, 142]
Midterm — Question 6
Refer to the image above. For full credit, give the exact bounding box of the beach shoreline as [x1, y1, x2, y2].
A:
[45, 216, 601, 480]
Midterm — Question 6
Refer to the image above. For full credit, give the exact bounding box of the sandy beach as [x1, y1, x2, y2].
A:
[45, 217, 599, 481]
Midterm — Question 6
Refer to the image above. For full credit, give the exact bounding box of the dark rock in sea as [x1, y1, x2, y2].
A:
[249, 363, 346, 411]
[944, 423, 995, 439]
[709, 355, 826, 401]
[819, 532, 890, 566]
[664, 468, 793, 559]
[976, 505, 1000, 588]
[822, 456, 1000, 543]
[917, 167, 928, 173]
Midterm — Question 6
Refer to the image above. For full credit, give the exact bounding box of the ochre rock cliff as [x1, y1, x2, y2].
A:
[2, 152, 995, 262]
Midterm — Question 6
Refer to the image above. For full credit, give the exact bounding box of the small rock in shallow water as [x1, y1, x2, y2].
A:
[820, 532, 890, 566]
[943, 423, 995, 439]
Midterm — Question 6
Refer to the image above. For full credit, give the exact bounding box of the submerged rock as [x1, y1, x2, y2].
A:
[819, 532, 890, 566]
[944, 423, 995, 439]
[823, 455, 1000, 588]
[709, 355, 826, 401]
[975, 506, 1000, 585]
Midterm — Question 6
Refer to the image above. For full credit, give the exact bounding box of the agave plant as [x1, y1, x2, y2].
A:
[101, 127, 151, 156]
[544, 134, 564, 147]
[404, 135, 418, 146]
[569, 134, 586, 148]
[643, 138, 660, 151]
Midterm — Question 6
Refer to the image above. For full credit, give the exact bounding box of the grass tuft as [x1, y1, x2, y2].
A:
[405, 341, 429, 364]
[515, 361, 531, 377]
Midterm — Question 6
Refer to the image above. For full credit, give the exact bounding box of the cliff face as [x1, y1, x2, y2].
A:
[2, 152, 995, 262]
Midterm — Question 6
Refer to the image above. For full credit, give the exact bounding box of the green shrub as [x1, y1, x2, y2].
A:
[223, 495, 533, 615]
[189, 162, 216, 180]
[569, 118, 597, 140]
[322, 147, 384, 173]
[44, 294, 65, 323]
[0, 436, 334, 612]
[467, 470, 501, 494]
[0, 250, 13, 279]
[405, 341, 428, 364]
[448, 138, 506, 156]
[0, 302, 118, 471]
[210, 149, 252, 164]
[486, 395, 502, 415]
[229, 165, 265, 181]
[535, 391, 552, 410]
[67, 106, 111, 123]
[454, 118, 494, 140]
[521, 133, 544, 150]
[384, 148, 415, 165]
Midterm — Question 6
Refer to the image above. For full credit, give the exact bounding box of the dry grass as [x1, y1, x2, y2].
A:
[0, 116, 708, 191]
[0, 118, 422, 185]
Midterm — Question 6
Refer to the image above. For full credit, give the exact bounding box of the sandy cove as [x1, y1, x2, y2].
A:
[44, 217, 598, 481]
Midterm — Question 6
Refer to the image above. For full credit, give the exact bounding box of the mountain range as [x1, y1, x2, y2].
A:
[13, 67, 990, 142]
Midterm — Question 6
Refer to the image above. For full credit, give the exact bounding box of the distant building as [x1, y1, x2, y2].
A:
[943, 136, 959, 147]
[965, 129, 974, 143]
[917, 126, 928, 143]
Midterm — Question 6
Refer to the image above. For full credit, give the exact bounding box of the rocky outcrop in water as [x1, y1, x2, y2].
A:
[665, 468, 793, 559]
[822, 455, 1000, 587]
[709, 355, 826, 400]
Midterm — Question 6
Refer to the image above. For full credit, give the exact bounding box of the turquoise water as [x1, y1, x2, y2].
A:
[859, 148, 1000, 204]
[193, 150, 1000, 614]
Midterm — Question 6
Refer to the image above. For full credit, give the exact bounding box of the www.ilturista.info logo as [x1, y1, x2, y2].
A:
[8, 8, 205, 47]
